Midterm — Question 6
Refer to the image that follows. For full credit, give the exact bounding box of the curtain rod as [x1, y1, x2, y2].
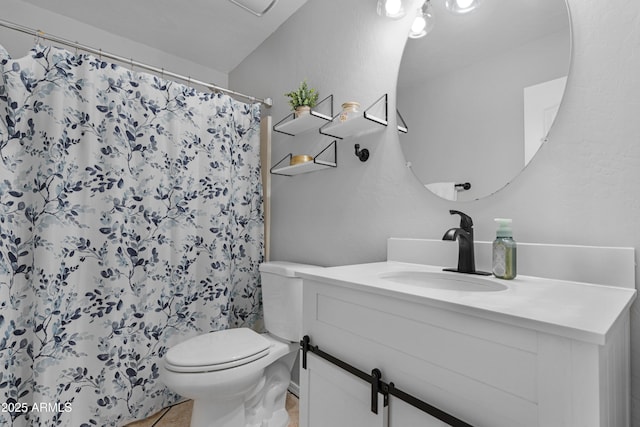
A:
[0, 18, 273, 107]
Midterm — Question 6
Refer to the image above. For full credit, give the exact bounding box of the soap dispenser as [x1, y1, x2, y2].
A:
[492, 218, 517, 279]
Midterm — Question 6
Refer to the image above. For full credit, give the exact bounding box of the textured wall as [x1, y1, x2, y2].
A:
[230, 0, 640, 421]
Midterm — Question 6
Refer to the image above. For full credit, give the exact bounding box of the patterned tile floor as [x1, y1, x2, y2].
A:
[125, 392, 299, 427]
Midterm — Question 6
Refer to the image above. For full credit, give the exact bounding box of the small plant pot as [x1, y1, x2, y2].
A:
[295, 106, 311, 118]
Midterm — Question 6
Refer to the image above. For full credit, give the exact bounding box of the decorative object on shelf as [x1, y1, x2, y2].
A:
[270, 140, 337, 176]
[295, 105, 311, 117]
[290, 155, 314, 166]
[339, 101, 361, 122]
[354, 144, 370, 162]
[320, 94, 389, 139]
[285, 80, 319, 118]
[273, 94, 334, 136]
[377, 0, 406, 19]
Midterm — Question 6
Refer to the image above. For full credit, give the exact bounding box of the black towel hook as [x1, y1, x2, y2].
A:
[354, 144, 369, 162]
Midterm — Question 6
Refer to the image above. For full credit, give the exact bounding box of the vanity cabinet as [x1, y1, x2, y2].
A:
[302, 352, 388, 427]
[298, 263, 634, 427]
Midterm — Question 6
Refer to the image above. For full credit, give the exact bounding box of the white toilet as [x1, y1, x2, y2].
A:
[161, 261, 317, 427]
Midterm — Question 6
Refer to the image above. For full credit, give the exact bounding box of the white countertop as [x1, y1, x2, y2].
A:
[297, 261, 637, 345]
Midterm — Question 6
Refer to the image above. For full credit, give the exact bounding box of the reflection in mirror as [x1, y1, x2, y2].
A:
[397, 0, 571, 201]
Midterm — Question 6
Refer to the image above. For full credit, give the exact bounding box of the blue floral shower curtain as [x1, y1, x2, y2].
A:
[0, 44, 263, 426]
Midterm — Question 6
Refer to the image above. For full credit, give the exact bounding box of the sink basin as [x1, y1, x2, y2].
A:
[379, 271, 508, 292]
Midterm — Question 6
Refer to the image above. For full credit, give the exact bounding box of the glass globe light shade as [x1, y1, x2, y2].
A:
[445, 0, 482, 14]
[377, 0, 406, 19]
[408, 1, 434, 39]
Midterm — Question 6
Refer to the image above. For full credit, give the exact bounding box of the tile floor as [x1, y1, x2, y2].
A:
[125, 392, 299, 427]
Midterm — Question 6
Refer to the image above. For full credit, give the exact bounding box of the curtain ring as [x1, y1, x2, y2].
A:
[35, 30, 43, 45]
[99, 48, 102, 61]
[75, 42, 78, 56]
[161, 68, 165, 79]
[130, 58, 134, 71]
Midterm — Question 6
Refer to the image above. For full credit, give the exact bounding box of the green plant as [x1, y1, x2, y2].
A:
[284, 80, 319, 110]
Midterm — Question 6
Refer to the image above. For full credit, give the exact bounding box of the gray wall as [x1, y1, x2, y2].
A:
[230, 0, 640, 422]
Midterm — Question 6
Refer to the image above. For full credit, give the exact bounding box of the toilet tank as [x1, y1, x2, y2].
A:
[259, 261, 320, 342]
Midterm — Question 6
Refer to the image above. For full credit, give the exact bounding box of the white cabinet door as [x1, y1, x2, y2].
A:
[300, 353, 388, 427]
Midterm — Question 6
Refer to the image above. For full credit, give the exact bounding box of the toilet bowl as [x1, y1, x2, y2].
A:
[161, 261, 319, 427]
[162, 329, 297, 427]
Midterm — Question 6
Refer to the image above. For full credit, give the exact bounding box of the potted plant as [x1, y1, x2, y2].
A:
[285, 80, 319, 118]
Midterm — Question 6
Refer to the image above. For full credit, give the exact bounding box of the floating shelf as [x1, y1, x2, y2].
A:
[273, 95, 334, 136]
[320, 94, 389, 140]
[270, 140, 337, 176]
[270, 159, 336, 176]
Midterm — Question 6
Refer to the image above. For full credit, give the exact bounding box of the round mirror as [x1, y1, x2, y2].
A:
[397, 0, 571, 201]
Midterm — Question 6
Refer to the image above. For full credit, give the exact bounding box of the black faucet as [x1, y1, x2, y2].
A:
[442, 210, 491, 275]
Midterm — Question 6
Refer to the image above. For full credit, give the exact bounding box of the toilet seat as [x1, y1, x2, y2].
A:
[165, 328, 271, 373]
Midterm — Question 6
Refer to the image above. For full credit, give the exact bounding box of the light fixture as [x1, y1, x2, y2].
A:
[377, 0, 406, 19]
[444, 0, 482, 14]
[408, 0, 434, 39]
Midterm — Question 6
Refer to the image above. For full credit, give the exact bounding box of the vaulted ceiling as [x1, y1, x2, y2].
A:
[20, 0, 307, 75]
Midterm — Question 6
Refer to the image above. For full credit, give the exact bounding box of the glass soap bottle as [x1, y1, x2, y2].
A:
[492, 218, 517, 279]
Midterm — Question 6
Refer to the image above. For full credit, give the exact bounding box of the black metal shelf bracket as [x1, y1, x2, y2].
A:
[396, 108, 408, 134]
[300, 335, 475, 427]
[269, 140, 337, 176]
[363, 93, 389, 127]
[319, 93, 389, 139]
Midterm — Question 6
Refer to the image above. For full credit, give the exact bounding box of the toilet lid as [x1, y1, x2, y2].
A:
[165, 328, 271, 373]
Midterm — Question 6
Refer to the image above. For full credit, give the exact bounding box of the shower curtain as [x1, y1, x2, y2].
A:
[0, 44, 264, 426]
